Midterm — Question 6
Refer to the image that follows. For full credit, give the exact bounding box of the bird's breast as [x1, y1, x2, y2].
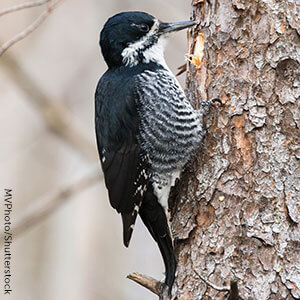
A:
[136, 69, 204, 175]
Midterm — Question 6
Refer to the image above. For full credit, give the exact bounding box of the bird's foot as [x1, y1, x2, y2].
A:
[200, 97, 222, 115]
[162, 281, 173, 297]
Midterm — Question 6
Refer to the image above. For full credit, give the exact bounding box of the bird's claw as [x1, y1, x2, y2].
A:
[210, 97, 222, 105]
[199, 97, 222, 115]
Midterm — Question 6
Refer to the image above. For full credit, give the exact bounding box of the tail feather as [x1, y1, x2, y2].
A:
[121, 211, 138, 247]
[139, 187, 176, 290]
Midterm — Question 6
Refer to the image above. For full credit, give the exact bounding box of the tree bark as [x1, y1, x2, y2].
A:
[171, 1, 300, 299]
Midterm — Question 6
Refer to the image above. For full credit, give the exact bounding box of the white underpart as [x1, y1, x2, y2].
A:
[121, 19, 168, 69]
[142, 37, 168, 68]
[153, 169, 181, 214]
[153, 170, 180, 242]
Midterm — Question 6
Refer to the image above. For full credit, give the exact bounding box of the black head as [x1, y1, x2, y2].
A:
[100, 11, 198, 69]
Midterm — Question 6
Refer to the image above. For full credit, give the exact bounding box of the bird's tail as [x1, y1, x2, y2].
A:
[139, 188, 177, 291]
[121, 212, 138, 248]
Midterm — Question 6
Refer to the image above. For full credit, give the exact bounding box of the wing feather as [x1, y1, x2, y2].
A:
[95, 70, 147, 247]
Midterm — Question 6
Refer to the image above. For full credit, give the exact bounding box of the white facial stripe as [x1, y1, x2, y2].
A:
[121, 19, 167, 67]
[151, 20, 159, 31]
[142, 37, 167, 67]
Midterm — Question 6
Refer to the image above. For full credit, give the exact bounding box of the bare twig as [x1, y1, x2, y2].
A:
[194, 270, 230, 292]
[0, 0, 63, 56]
[176, 63, 187, 76]
[0, 0, 50, 17]
[0, 170, 100, 248]
[127, 272, 162, 296]
[1, 51, 98, 162]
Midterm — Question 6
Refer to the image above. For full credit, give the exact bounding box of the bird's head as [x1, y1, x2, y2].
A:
[99, 11, 199, 69]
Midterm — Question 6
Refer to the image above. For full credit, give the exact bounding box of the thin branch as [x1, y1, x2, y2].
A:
[127, 272, 162, 296]
[0, 0, 96, 162]
[194, 270, 230, 292]
[0, 170, 100, 248]
[176, 63, 187, 76]
[1, 49, 98, 162]
[0, 0, 63, 56]
[0, 0, 50, 17]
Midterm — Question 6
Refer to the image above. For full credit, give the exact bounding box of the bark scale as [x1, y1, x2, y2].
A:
[170, 1, 300, 299]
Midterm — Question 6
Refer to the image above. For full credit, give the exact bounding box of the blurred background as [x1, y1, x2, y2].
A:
[0, 1, 191, 299]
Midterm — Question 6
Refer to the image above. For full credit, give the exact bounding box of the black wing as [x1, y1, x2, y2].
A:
[95, 70, 147, 247]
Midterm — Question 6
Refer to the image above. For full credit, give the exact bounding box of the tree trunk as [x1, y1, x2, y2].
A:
[171, 1, 300, 299]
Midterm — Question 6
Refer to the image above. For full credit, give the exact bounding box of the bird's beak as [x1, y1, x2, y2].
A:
[159, 20, 199, 34]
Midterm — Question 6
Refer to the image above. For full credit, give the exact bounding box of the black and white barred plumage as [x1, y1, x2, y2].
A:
[135, 68, 205, 210]
[95, 11, 219, 291]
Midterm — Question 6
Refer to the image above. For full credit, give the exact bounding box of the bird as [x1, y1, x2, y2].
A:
[95, 11, 220, 291]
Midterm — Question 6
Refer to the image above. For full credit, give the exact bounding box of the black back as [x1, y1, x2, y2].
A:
[95, 62, 163, 246]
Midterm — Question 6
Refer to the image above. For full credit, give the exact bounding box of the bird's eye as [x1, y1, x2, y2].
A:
[138, 24, 150, 32]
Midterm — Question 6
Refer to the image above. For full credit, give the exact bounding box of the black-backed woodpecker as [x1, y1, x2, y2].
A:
[95, 11, 219, 291]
